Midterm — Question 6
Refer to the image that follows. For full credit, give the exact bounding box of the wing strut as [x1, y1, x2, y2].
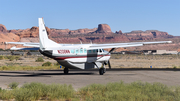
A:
[109, 48, 115, 53]
[92, 62, 99, 69]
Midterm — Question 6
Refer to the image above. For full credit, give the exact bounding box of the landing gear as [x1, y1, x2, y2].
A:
[64, 68, 69, 74]
[99, 68, 105, 75]
[93, 62, 106, 75]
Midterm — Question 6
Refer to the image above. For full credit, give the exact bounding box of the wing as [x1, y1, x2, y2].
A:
[6, 42, 40, 50]
[6, 41, 172, 50]
[87, 41, 172, 50]
[6, 42, 40, 47]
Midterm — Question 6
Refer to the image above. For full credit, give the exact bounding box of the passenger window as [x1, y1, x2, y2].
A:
[75, 49, 79, 53]
[88, 50, 91, 53]
[80, 48, 83, 53]
[71, 49, 74, 53]
[84, 49, 87, 53]
[93, 50, 96, 53]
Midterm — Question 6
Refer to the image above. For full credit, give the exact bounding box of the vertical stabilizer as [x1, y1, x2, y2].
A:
[38, 18, 60, 51]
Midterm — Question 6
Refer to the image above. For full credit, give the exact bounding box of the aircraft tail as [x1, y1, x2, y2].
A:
[38, 18, 60, 51]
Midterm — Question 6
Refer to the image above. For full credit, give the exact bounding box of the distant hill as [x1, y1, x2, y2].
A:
[0, 24, 179, 51]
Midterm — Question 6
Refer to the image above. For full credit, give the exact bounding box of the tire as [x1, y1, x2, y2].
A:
[99, 68, 104, 75]
[64, 68, 69, 74]
[103, 68, 106, 73]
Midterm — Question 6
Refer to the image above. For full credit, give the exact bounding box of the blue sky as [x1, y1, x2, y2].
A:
[0, 0, 180, 36]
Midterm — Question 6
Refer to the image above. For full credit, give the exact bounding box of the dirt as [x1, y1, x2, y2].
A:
[110, 54, 180, 68]
[0, 56, 57, 67]
[0, 54, 179, 68]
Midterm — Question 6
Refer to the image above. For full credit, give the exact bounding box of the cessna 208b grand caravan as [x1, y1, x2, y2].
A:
[6, 18, 172, 75]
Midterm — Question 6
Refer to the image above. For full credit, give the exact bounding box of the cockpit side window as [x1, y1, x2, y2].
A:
[99, 49, 102, 53]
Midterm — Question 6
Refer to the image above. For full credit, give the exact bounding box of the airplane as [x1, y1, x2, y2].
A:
[6, 18, 172, 75]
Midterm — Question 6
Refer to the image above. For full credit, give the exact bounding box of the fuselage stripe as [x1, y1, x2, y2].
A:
[54, 55, 110, 60]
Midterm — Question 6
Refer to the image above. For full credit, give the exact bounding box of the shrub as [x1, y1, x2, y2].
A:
[42, 61, 52, 66]
[9, 56, 15, 61]
[0, 90, 14, 100]
[21, 82, 74, 100]
[54, 62, 60, 66]
[1, 66, 8, 70]
[0, 56, 4, 60]
[79, 81, 176, 101]
[21, 82, 47, 100]
[48, 84, 74, 100]
[15, 56, 20, 61]
[173, 65, 177, 69]
[1, 81, 180, 100]
[3, 56, 8, 59]
[9, 82, 19, 89]
[14, 88, 34, 101]
[35, 57, 44, 62]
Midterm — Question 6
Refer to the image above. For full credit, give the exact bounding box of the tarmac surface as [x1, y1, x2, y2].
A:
[0, 68, 180, 90]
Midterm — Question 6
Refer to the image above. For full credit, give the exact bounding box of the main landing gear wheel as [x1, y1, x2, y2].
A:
[99, 68, 104, 75]
[64, 68, 69, 74]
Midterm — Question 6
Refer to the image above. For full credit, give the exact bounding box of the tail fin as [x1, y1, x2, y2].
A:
[38, 18, 60, 51]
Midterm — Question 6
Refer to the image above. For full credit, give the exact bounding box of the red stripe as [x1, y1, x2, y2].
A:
[54, 55, 110, 60]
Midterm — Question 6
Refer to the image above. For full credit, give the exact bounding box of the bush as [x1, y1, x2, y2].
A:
[0, 56, 4, 60]
[35, 57, 44, 62]
[14, 88, 34, 101]
[42, 61, 52, 66]
[1, 66, 8, 70]
[0, 90, 14, 100]
[9, 82, 19, 89]
[1, 81, 180, 100]
[21, 82, 47, 100]
[21, 82, 74, 100]
[79, 81, 176, 101]
[48, 84, 74, 100]
[15, 56, 20, 61]
[9, 56, 15, 61]
[173, 65, 177, 69]
[54, 62, 60, 66]
[3, 56, 8, 59]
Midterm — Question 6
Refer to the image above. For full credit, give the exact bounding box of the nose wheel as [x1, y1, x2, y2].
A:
[64, 68, 69, 74]
[99, 68, 105, 75]
[93, 62, 106, 75]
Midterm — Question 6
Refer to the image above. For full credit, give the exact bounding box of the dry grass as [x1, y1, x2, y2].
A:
[110, 54, 180, 68]
[1, 81, 180, 101]
[0, 54, 179, 70]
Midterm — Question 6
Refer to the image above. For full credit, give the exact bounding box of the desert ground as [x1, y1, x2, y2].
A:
[0, 54, 179, 68]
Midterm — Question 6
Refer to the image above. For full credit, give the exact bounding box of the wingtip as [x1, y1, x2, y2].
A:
[167, 41, 172, 43]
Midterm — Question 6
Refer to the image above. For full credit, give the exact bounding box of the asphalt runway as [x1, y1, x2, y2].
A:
[0, 68, 180, 90]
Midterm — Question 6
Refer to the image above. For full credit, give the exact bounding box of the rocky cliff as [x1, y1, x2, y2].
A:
[0, 23, 179, 51]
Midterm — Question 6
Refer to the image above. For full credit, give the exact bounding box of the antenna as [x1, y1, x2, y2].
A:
[90, 40, 92, 44]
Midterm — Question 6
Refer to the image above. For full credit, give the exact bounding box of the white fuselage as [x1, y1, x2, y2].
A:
[50, 48, 111, 69]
